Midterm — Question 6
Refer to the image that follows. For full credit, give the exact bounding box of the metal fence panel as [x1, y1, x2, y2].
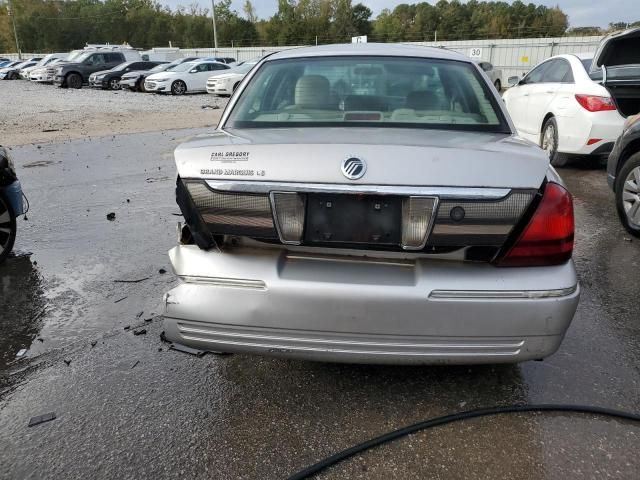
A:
[3, 35, 603, 83]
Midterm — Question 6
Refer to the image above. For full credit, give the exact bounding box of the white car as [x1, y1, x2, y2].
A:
[503, 28, 640, 167]
[206, 60, 258, 95]
[20, 53, 66, 79]
[144, 60, 230, 95]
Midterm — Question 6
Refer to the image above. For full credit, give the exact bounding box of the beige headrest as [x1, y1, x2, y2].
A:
[294, 75, 331, 108]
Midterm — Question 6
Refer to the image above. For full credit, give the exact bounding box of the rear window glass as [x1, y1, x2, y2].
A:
[580, 58, 593, 71]
[226, 56, 508, 132]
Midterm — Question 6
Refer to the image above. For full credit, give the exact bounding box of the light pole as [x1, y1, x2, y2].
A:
[7, 0, 21, 58]
[210, 0, 218, 50]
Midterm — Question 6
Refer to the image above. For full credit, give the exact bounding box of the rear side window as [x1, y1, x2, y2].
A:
[543, 59, 573, 83]
[523, 61, 550, 84]
[226, 56, 508, 133]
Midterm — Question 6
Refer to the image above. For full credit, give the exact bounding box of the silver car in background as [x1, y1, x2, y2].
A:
[164, 44, 579, 365]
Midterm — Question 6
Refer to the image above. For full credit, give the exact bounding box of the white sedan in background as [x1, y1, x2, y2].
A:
[206, 60, 258, 95]
[144, 60, 230, 95]
[503, 28, 640, 167]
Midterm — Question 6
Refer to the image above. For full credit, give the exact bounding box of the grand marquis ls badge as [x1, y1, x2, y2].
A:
[341, 157, 366, 180]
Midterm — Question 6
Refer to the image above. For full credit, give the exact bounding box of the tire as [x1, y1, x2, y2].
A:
[66, 73, 82, 89]
[541, 117, 569, 168]
[171, 80, 186, 96]
[494, 79, 501, 91]
[0, 190, 17, 264]
[138, 79, 146, 93]
[8, 72, 17, 80]
[614, 152, 640, 238]
[108, 78, 120, 90]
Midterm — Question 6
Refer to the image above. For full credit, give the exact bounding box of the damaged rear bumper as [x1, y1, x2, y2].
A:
[163, 245, 580, 365]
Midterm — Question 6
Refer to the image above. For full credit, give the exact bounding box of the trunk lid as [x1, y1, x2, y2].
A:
[174, 128, 549, 189]
[590, 27, 640, 117]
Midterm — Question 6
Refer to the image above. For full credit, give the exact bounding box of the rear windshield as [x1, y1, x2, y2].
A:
[226, 56, 509, 132]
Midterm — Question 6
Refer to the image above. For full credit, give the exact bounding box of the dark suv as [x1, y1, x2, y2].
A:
[53, 51, 135, 89]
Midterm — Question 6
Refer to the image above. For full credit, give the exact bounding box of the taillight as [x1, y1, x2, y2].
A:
[575, 94, 616, 112]
[495, 182, 574, 267]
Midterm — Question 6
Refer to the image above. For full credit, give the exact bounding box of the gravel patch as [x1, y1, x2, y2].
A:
[0, 80, 228, 146]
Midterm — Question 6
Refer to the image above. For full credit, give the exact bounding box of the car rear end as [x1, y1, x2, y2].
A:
[163, 45, 579, 364]
[579, 27, 640, 156]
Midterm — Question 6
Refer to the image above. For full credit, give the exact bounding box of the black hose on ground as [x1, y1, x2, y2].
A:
[287, 404, 640, 480]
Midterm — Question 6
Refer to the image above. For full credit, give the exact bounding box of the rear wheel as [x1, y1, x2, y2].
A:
[494, 79, 501, 91]
[171, 80, 186, 95]
[614, 152, 640, 238]
[0, 190, 17, 264]
[541, 117, 569, 168]
[108, 78, 120, 90]
[137, 79, 146, 92]
[66, 73, 82, 89]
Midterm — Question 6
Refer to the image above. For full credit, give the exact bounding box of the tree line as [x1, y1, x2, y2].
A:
[0, 0, 638, 53]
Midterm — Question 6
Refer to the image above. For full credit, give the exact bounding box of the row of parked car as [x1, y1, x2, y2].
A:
[0, 44, 259, 96]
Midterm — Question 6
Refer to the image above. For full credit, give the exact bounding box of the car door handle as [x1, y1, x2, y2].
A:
[523, 93, 529, 96]
[545, 91, 554, 94]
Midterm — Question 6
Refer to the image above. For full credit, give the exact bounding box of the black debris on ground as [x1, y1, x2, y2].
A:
[158, 268, 166, 274]
[90, 340, 97, 347]
[136, 311, 144, 318]
[114, 296, 128, 304]
[133, 329, 147, 336]
[63, 359, 71, 366]
[113, 277, 150, 284]
[123, 326, 131, 331]
[28, 412, 56, 427]
[169, 343, 206, 357]
[131, 360, 140, 369]
[106, 212, 116, 221]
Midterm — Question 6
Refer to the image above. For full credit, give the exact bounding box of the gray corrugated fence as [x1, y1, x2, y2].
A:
[3, 35, 603, 84]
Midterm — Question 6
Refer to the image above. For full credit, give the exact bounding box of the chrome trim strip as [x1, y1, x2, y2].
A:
[203, 179, 511, 200]
[429, 285, 578, 299]
[432, 224, 513, 235]
[179, 336, 522, 356]
[178, 325, 525, 350]
[179, 276, 266, 290]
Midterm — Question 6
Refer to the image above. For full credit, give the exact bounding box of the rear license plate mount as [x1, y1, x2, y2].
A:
[305, 193, 402, 245]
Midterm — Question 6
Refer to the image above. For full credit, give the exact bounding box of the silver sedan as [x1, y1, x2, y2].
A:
[163, 43, 579, 364]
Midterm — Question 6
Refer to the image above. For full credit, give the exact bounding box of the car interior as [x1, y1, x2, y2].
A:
[232, 58, 502, 127]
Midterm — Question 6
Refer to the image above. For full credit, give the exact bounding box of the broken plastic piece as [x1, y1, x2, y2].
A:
[16, 348, 27, 358]
[28, 412, 56, 427]
[170, 343, 206, 357]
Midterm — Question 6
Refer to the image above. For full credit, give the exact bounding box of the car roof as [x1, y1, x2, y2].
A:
[266, 43, 469, 62]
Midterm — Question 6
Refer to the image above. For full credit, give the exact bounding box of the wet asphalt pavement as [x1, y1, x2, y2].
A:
[0, 131, 639, 479]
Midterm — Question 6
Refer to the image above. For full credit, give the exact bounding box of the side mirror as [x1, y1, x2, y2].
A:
[507, 76, 520, 87]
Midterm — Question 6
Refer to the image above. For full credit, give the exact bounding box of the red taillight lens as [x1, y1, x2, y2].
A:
[495, 182, 574, 267]
[575, 94, 616, 112]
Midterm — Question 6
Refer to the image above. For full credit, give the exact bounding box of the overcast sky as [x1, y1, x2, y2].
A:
[164, 0, 636, 29]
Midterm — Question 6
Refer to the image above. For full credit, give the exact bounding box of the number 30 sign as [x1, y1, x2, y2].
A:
[469, 48, 482, 58]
